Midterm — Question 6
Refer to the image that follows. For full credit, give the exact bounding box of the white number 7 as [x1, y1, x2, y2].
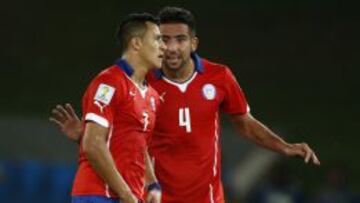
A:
[179, 107, 191, 133]
[143, 111, 149, 132]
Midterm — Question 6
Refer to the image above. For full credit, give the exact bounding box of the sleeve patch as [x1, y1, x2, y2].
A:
[94, 84, 115, 105]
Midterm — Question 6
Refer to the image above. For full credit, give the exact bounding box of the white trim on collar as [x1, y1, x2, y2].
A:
[162, 72, 198, 93]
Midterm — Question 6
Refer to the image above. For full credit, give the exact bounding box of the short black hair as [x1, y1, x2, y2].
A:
[116, 13, 159, 53]
[158, 6, 196, 35]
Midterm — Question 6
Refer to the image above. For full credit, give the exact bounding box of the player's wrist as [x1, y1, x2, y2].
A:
[282, 143, 294, 156]
[146, 182, 161, 192]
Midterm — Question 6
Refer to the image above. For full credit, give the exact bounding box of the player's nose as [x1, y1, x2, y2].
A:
[165, 40, 178, 52]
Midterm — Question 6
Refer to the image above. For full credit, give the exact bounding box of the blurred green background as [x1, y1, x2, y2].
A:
[1, 0, 359, 202]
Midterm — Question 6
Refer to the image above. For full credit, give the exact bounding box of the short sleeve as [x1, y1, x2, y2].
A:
[221, 67, 250, 115]
[82, 75, 119, 128]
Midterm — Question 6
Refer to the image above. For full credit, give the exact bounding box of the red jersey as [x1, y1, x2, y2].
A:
[147, 54, 249, 203]
[72, 59, 160, 201]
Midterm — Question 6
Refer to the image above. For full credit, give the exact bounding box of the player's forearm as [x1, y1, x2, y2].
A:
[83, 123, 132, 198]
[231, 114, 290, 155]
[248, 120, 291, 155]
[84, 139, 133, 198]
[144, 150, 158, 185]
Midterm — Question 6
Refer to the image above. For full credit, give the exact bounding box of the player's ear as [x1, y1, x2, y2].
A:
[130, 37, 143, 51]
[191, 36, 199, 52]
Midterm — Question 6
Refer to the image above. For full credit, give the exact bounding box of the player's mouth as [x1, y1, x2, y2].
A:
[165, 56, 181, 64]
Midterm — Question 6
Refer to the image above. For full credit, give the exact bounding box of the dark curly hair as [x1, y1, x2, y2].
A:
[158, 6, 196, 35]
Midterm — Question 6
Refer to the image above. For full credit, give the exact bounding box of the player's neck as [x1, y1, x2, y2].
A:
[162, 59, 195, 83]
[122, 54, 148, 88]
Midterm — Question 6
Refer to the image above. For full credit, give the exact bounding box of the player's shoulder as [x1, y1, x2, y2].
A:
[201, 58, 230, 76]
[90, 64, 126, 85]
[96, 65, 123, 79]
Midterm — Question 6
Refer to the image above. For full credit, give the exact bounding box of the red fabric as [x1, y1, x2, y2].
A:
[147, 58, 249, 203]
[72, 65, 160, 201]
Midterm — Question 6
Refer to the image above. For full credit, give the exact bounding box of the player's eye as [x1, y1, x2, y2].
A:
[176, 36, 188, 42]
[161, 36, 169, 43]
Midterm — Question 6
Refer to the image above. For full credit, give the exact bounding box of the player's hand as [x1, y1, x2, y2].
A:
[145, 190, 161, 203]
[121, 192, 138, 203]
[284, 143, 321, 166]
[49, 103, 82, 142]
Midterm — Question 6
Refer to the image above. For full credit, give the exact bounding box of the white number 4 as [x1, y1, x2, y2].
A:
[179, 107, 191, 133]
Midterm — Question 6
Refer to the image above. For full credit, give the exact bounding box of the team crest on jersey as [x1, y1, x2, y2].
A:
[202, 83, 216, 100]
[150, 96, 156, 111]
[94, 84, 115, 105]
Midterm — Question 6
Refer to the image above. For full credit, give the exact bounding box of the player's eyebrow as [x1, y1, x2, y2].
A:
[161, 34, 171, 38]
[175, 34, 188, 40]
[162, 34, 188, 39]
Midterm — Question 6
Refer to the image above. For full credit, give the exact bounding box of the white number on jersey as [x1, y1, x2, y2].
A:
[179, 107, 191, 133]
[142, 111, 149, 132]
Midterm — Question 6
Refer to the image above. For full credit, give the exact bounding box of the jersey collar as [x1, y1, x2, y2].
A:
[154, 52, 204, 79]
[115, 58, 134, 77]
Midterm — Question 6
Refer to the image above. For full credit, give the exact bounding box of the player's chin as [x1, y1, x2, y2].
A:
[153, 60, 163, 69]
[153, 55, 164, 69]
[169, 65, 182, 71]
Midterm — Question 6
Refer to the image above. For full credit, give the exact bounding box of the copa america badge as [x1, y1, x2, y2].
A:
[202, 84, 216, 100]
